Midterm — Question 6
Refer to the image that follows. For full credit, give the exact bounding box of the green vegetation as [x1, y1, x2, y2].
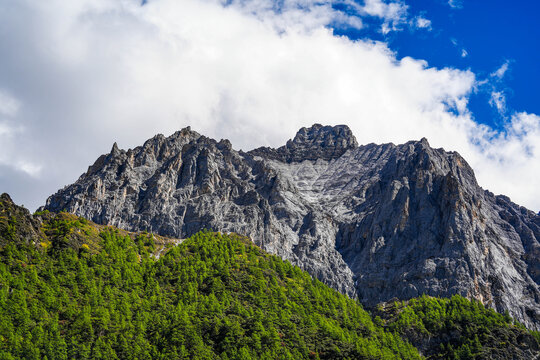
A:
[0, 194, 538, 359]
[381, 295, 540, 359]
[0, 223, 421, 359]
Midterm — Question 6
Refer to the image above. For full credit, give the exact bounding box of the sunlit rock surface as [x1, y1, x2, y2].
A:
[43, 124, 540, 330]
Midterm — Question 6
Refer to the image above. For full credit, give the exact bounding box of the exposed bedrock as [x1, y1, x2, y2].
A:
[44, 124, 540, 330]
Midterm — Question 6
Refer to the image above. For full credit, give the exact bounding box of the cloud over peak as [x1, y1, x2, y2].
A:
[0, 0, 538, 211]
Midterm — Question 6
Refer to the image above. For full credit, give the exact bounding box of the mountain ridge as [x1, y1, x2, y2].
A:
[42, 124, 540, 330]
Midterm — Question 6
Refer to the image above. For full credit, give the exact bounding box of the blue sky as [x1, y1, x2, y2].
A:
[334, 0, 540, 129]
[0, 0, 539, 211]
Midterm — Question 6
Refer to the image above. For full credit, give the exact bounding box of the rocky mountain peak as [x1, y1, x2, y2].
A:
[43, 124, 540, 330]
[110, 142, 121, 156]
[1, 192, 43, 246]
[249, 123, 358, 162]
[0, 192, 13, 203]
[168, 126, 202, 143]
[418, 136, 430, 146]
[289, 123, 357, 148]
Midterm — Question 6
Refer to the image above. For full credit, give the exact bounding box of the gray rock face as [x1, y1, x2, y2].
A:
[43, 124, 540, 330]
[249, 124, 358, 162]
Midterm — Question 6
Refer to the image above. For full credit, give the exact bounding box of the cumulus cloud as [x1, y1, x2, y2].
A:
[473, 112, 540, 206]
[0, 0, 538, 211]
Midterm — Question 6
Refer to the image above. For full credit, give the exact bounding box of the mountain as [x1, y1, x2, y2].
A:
[42, 124, 540, 330]
[2, 194, 539, 359]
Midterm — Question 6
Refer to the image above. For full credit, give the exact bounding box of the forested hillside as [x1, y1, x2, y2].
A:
[0, 193, 539, 359]
[377, 296, 540, 359]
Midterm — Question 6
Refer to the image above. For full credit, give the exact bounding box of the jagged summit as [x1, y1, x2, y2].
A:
[110, 142, 120, 155]
[0, 193, 12, 203]
[288, 123, 357, 150]
[1, 192, 43, 246]
[43, 124, 540, 330]
[249, 123, 358, 163]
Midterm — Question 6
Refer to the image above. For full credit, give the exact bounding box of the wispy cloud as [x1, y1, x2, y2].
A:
[228, 0, 431, 35]
[448, 0, 463, 9]
[450, 38, 468, 58]
[359, 0, 409, 33]
[356, 0, 432, 34]
[484, 60, 512, 115]
[489, 91, 506, 115]
[491, 60, 510, 80]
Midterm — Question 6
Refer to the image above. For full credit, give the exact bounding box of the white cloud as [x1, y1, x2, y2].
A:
[483, 61, 512, 116]
[360, 0, 407, 20]
[491, 60, 510, 80]
[473, 112, 540, 207]
[222, 0, 363, 33]
[360, 0, 409, 33]
[414, 16, 431, 30]
[222, 0, 422, 34]
[0, 0, 538, 211]
[489, 91, 506, 114]
[448, 0, 463, 9]
[450, 38, 468, 58]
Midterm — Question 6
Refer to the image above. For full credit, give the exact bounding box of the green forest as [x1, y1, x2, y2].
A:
[0, 195, 538, 359]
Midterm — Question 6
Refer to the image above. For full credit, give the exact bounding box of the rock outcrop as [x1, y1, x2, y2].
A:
[43, 124, 540, 330]
[0, 193, 44, 245]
